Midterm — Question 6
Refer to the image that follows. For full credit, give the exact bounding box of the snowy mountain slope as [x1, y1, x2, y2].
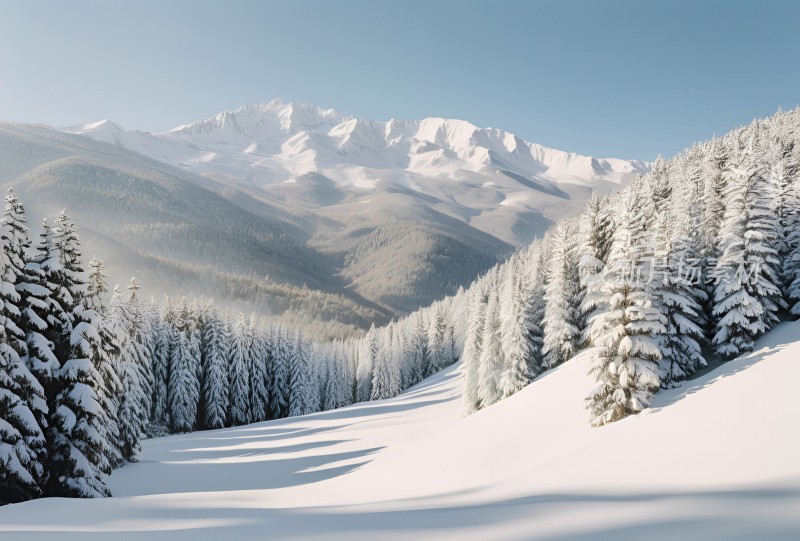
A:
[1, 319, 797, 540]
[64, 99, 648, 248]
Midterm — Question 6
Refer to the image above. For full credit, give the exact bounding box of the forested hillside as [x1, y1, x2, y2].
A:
[353, 106, 800, 425]
[0, 190, 458, 501]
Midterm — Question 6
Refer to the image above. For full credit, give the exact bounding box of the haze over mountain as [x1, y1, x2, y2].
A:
[0, 101, 646, 339]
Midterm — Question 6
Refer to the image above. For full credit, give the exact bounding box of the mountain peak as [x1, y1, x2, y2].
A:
[167, 99, 348, 138]
[71, 118, 125, 133]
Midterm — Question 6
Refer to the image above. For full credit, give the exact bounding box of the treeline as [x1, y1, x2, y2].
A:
[0, 190, 459, 503]
[449, 107, 800, 425]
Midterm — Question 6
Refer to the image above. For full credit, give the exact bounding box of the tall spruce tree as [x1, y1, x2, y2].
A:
[371, 326, 401, 401]
[542, 220, 585, 368]
[477, 289, 504, 409]
[167, 299, 200, 433]
[355, 325, 377, 402]
[289, 333, 314, 417]
[586, 186, 665, 426]
[45, 212, 112, 497]
[269, 327, 290, 419]
[200, 306, 229, 429]
[84, 258, 124, 469]
[498, 265, 534, 398]
[462, 289, 487, 414]
[151, 297, 174, 428]
[110, 283, 149, 461]
[713, 132, 786, 357]
[0, 194, 47, 502]
[246, 317, 269, 423]
[227, 313, 250, 426]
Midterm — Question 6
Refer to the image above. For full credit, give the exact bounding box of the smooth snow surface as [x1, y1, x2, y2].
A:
[2, 322, 799, 540]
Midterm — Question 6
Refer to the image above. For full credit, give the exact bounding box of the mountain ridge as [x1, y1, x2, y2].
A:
[66, 99, 649, 193]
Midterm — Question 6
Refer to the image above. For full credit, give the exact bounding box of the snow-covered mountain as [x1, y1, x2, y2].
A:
[65, 99, 648, 248]
[0, 103, 647, 337]
[2, 319, 797, 539]
[69, 99, 646, 186]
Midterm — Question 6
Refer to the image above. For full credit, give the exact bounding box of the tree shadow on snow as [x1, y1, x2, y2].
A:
[112, 440, 385, 496]
[14, 485, 798, 541]
[650, 323, 798, 411]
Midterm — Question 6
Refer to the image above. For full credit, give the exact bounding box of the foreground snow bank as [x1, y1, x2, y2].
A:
[1, 322, 799, 540]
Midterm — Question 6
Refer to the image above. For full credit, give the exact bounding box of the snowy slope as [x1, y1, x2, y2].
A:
[64, 99, 648, 248]
[1, 321, 798, 540]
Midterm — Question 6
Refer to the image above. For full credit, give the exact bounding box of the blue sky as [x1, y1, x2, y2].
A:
[1, 0, 798, 160]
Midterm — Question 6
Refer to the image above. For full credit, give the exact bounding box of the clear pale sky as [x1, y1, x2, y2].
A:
[1, 0, 798, 160]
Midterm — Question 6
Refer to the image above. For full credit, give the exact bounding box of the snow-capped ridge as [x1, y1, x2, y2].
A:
[167, 99, 349, 138]
[68, 99, 647, 185]
[61, 99, 650, 248]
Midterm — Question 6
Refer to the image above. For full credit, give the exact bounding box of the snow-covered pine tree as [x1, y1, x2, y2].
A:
[0, 195, 47, 502]
[355, 325, 377, 402]
[128, 284, 156, 433]
[40, 211, 83, 367]
[167, 299, 200, 433]
[247, 316, 269, 423]
[461, 288, 486, 414]
[200, 305, 229, 429]
[542, 219, 585, 368]
[306, 342, 322, 413]
[702, 137, 729, 261]
[477, 288, 504, 409]
[0, 337, 47, 502]
[774, 138, 800, 313]
[323, 346, 350, 410]
[579, 194, 615, 341]
[269, 327, 290, 419]
[498, 264, 533, 399]
[426, 309, 447, 377]
[150, 297, 174, 428]
[651, 173, 708, 387]
[289, 333, 314, 417]
[47, 303, 114, 497]
[110, 281, 151, 460]
[227, 313, 250, 426]
[258, 327, 275, 413]
[371, 325, 401, 400]
[2, 189, 33, 358]
[445, 323, 458, 366]
[84, 258, 124, 469]
[3, 190, 51, 435]
[404, 314, 427, 389]
[700, 137, 731, 332]
[17, 219, 59, 416]
[45, 213, 112, 497]
[270, 328, 293, 417]
[586, 185, 665, 426]
[712, 130, 786, 357]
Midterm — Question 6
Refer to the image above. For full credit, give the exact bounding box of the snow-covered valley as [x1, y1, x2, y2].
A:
[4, 3, 800, 539]
[2, 320, 798, 540]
